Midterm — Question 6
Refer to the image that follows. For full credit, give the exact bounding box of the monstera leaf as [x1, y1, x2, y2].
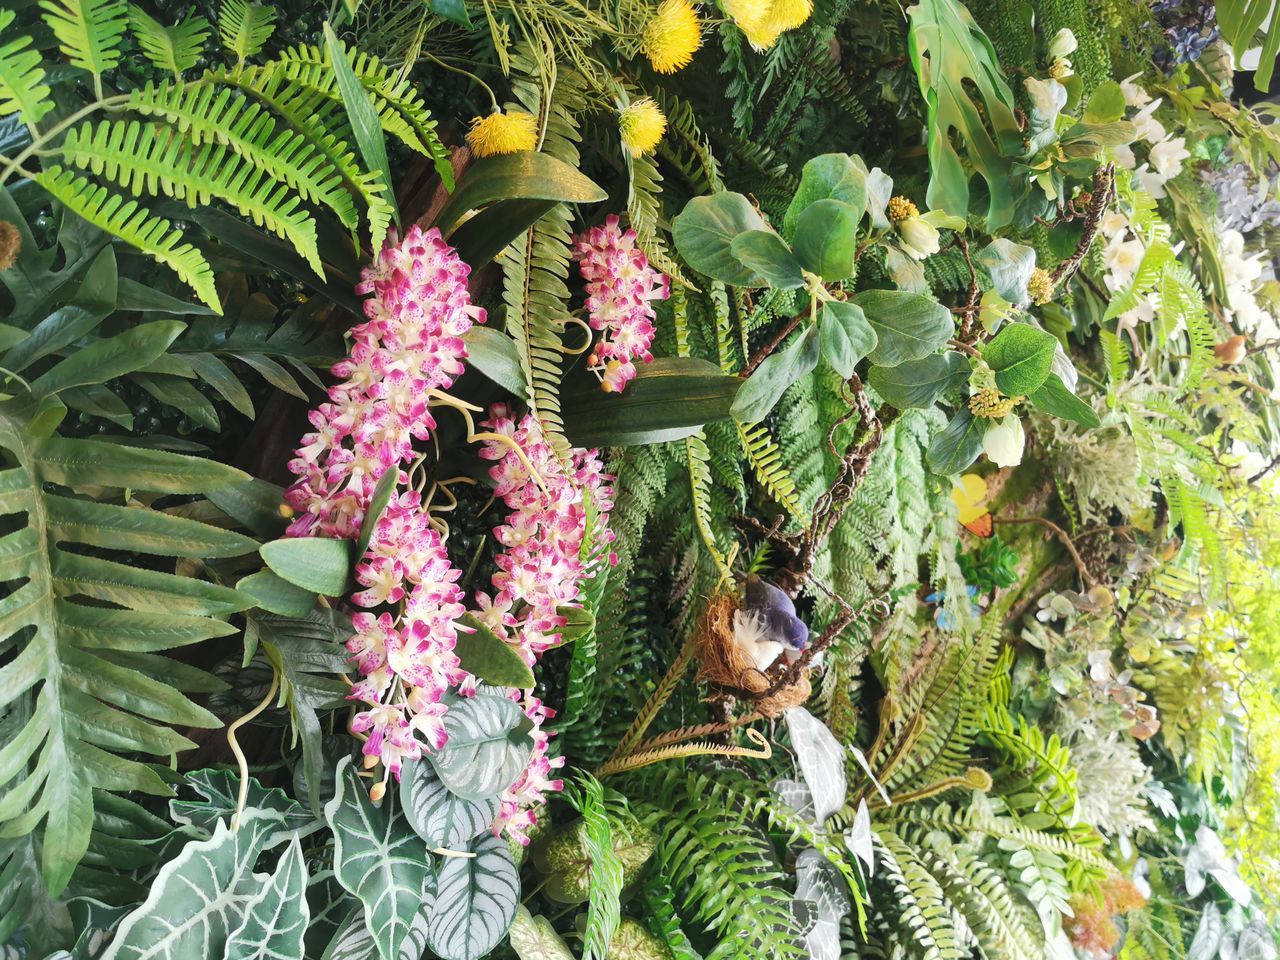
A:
[100, 809, 294, 960]
[907, 0, 1022, 228]
[326, 757, 436, 960]
[0, 398, 255, 894]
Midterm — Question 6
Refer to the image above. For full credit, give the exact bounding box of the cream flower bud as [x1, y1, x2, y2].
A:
[983, 414, 1026, 468]
[898, 216, 941, 260]
[1048, 28, 1077, 59]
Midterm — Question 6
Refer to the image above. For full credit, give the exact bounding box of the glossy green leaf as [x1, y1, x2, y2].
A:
[428, 0, 472, 27]
[983, 322, 1058, 396]
[671, 192, 768, 285]
[1083, 81, 1126, 123]
[400, 760, 500, 850]
[224, 837, 310, 960]
[926, 408, 986, 474]
[455, 614, 536, 689]
[464, 326, 528, 399]
[208, 478, 288, 540]
[0, 325, 28, 352]
[783, 153, 868, 238]
[1028, 372, 1101, 427]
[820, 300, 877, 378]
[975, 238, 1036, 305]
[792, 200, 859, 282]
[428, 694, 534, 800]
[326, 757, 435, 960]
[237, 569, 317, 618]
[434, 153, 607, 236]
[260, 536, 352, 596]
[354, 467, 399, 560]
[562, 357, 740, 446]
[728, 230, 805, 289]
[325, 23, 396, 238]
[852, 289, 954, 367]
[867, 352, 969, 409]
[732, 325, 821, 424]
[100, 810, 292, 960]
[426, 833, 519, 960]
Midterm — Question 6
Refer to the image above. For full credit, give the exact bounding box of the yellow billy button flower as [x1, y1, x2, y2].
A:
[619, 97, 668, 156]
[466, 110, 538, 158]
[763, 0, 813, 33]
[723, 0, 776, 48]
[887, 195, 964, 260]
[643, 0, 703, 74]
[1027, 266, 1056, 305]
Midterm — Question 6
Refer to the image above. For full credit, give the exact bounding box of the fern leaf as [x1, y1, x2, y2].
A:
[0, 10, 53, 125]
[127, 6, 209, 79]
[625, 148, 688, 285]
[0, 418, 254, 895]
[34, 166, 219, 312]
[218, 0, 275, 64]
[875, 829, 968, 959]
[39, 0, 126, 93]
[736, 420, 804, 521]
[61, 119, 322, 275]
[684, 430, 731, 578]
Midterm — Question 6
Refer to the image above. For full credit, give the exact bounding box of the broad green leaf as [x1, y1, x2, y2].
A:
[907, 0, 1022, 228]
[464, 326, 528, 399]
[426, 833, 519, 960]
[792, 200, 859, 282]
[562, 357, 740, 447]
[208, 477, 288, 540]
[5, 244, 117, 373]
[326, 757, 435, 960]
[785, 707, 846, 825]
[400, 760, 500, 850]
[237, 569, 317, 618]
[428, 694, 534, 800]
[252, 608, 351, 817]
[428, 0, 471, 26]
[354, 466, 399, 561]
[819, 301, 877, 378]
[975, 239, 1036, 305]
[508, 907, 575, 960]
[926, 408, 986, 474]
[783, 154, 868, 238]
[224, 837, 310, 960]
[0, 324, 28, 352]
[260, 536, 352, 596]
[867, 352, 969, 409]
[434, 153, 607, 237]
[100, 810, 291, 960]
[557, 605, 594, 644]
[1083, 81, 1126, 123]
[324, 23, 396, 247]
[852, 289, 954, 367]
[169, 769, 313, 840]
[728, 230, 805, 289]
[983, 322, 1057, 396]
[671, 192, 768, 286]
[731, 325, 820, 424]
[455, 614, 536, 689]
[1028, 372, 1100, 427]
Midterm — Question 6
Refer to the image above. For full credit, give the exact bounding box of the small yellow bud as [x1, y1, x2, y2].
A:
[369, 780, 386, 803]
[1028, 266, 1056, 305]
[968, 388, 1020, 419]
[887, 195, 919, 224]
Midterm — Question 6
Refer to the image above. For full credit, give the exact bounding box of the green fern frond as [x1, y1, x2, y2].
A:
[39, 0, 127, 94]
[736, 419, 804, 521]
[61, 120, 322, 275]
[1099, 328, 1130, 387]
[217, 0, 275, 65]
[685, 430, 731, 579]
[127, 6, 209, 79]
[0, 10, 53, 125]
[625, 148, 687, 284]
[34, 166, 219, 312]
[874, 828, 968, 959]
[128, 79, 360, 229]
[1103, 238, 1173, 323]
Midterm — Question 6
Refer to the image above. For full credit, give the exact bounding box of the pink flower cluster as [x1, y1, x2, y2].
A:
[346, 490, 470, 778]
[494, 696, 564, 845]
[572, 215, 669, 393]
[284, 225, 484, 538]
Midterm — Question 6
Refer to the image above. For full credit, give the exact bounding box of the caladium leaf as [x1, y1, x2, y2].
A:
[508, 906, 575, 960]
[326, 757, 436, 960]
[100, 810, 292, 960]
[427, 834, 519, 960]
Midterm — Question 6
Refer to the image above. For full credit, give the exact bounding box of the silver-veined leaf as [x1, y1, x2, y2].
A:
[426, 833, 519, 960]
[427, 694, 534, 801]
[784, 707, 846, 825]
[224, 836, 310, 960]
[400, 760, 500, 850]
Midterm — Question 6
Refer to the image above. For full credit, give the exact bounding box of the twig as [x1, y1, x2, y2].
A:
[229, 671, 281, 830]
[1049, 164, 1116, 287]
[995, 516, 1096, 588]
[743, 309, 806, 377]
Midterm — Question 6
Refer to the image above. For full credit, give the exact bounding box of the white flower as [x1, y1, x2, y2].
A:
[1117, 298, 1155, 334]
[1185, 826, 1253, 905]
[1131, 100, 1166, 144]
[1111, 142, 1136, 170]
[732, 609, 784, 672]
[1135, 164, 1169, 200]
[1102, 233, 1145, 288]
[1100, 210, 1129, 237]
[1120, 73, 1152, 108]
[1220, 229, 1265, 290]
[1024, 76, 1067, 121]
[1149, 136, 1190, 178]
[898, 216, 941, 259]
[1047, 28, 1078, 58]
[983, 414, 1025, 467]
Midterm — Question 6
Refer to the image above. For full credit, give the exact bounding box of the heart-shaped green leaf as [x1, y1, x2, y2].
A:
[926, 409, 987, 475]
[260, 537, 352, 596]
[454, 614, 536, 689]
[783, 154, 868, 238]
[672, 192, 768, 285]
[792, 200, 859, 281]
[852, 289, 954, 367]
[731, 325, 821, 424]
[400, 760, 501, 850]
[819, 301, 877, 378]
[867, 352, 969, 409]
[729, 230, 805, 289]
[983, 322, 1058, 396]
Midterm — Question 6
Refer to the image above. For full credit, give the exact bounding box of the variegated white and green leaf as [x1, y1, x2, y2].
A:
[427, 694, 534, 801]
[400, 758, 500, 851]
[426, 832, 519, 960]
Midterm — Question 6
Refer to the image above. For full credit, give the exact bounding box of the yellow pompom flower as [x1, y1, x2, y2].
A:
[763, 0, 813, 33]
[619, 98, 668, 156]
[466, 110, 538, 158]
[643, 0, 702, 74]
[722, 0, 776, 48]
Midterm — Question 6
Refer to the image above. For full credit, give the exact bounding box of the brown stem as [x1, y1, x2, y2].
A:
[994, 516, 1096, 588]
[1050, 164, 1116, 287]
[743, 309, 806, 377]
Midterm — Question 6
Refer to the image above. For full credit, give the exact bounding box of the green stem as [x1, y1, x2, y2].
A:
[0, 96, 129, 187]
